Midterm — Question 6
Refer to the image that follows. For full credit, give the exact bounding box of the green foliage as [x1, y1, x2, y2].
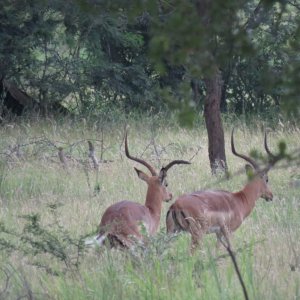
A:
[1, 0, 300, 119]
[131, 0, 300, 119]
[0, 203, 88, 276]
[0, 0, 164, 114]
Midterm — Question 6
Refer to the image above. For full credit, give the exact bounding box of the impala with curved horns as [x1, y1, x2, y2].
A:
[166, 128, 279, 252]
[86, 131, 190, 248]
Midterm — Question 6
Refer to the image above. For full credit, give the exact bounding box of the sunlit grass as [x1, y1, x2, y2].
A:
[0, 115, 299, 299]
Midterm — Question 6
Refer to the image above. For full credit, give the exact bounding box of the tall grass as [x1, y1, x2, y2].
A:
[0, 114, 299, 299]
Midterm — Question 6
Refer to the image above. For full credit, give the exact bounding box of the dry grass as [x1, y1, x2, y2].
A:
[0, 116, 299, 299]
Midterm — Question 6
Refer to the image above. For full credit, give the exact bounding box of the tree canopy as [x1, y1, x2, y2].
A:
[0, 0, 299, 119]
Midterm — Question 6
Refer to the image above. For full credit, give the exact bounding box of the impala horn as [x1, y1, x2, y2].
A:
[159, 160, 191, 182]
[231, 128, 259, 170]
[264, 129, 275, 159]
[162, 160, 191, 173]
[264, 129, 282, 172]
[125, 131, 157, 176]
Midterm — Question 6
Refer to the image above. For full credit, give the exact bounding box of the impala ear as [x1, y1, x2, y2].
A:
[245, 164, 255, 179]
[134, 167, 150, 183]
[158, 168, 167, 184]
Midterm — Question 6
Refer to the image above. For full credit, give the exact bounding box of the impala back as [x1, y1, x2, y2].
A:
[166, 190, 246, 235]
[99, 200, 154, 244]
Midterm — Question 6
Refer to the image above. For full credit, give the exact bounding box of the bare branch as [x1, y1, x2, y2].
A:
[287, 0, 300, 10]
[87, 141, 99, 170]
[58, 147, 68, 170]
[243, 0, 270, 31]
[188, 145, 202, 162]
[217, 235, 249, 300]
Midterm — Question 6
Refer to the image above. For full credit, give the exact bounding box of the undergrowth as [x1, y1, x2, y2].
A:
[0, 114, 299, 299]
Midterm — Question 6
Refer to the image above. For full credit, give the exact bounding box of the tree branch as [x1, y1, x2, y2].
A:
[217, 235, 249, 300]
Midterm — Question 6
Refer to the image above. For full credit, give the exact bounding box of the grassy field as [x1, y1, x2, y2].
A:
[0, 115, 299, 299]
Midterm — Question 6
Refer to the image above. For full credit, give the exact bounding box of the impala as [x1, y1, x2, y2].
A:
[86, 131, 190, 248]
[166, 128, 279, 252]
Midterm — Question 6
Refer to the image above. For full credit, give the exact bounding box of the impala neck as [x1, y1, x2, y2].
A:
[145, 187, 163, 224]
[238, 178, 262, 218]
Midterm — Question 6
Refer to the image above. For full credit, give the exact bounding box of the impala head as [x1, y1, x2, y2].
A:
[125, 131, 190, 202]
[133, 167, 172, 202]
[231, 128, 276, 202]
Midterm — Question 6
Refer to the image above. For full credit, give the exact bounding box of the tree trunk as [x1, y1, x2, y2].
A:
[220, 80, 227, 112]
[204, 68, 227, 175]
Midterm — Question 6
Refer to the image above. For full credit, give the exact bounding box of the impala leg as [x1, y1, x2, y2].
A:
[189, 222, 205, 255]
[166, 210, 177, 234]
[190, 231, 203, 255]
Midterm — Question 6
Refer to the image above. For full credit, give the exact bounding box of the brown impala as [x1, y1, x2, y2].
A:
[86, 131, 190, 248]
[166, 128, 279, 252]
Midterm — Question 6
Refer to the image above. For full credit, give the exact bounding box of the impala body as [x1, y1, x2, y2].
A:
[166, 129, 277, 251]
[86, 132, 190, 248]
[99, 173, 171, 247]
